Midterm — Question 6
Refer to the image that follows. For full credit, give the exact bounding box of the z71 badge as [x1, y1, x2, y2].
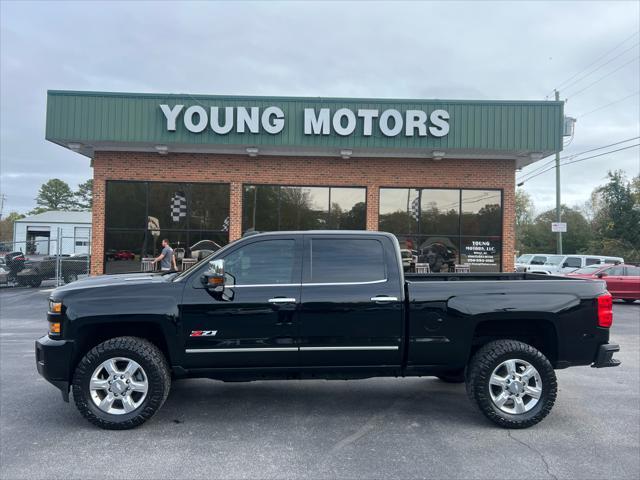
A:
[190, 330, 218, 337]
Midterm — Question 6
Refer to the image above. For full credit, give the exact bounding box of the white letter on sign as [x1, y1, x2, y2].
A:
[379, 109, 403, 136]
[261, 106, 285, 134]
[357, 109, 379, 136]
[184, 105, 208, 133]
[210, 107, 234, 134]
[160, 104, 184, 131]
[237, 107, 260, 133]
[332, 108, 357, 136]
[405, 110, 428, 136]
[429, 109, 450, 137]
[304, 108, 330, 135]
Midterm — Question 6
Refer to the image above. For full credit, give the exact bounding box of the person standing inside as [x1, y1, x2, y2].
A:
[153, 239, 178, 272]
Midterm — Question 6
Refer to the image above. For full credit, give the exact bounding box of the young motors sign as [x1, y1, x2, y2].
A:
[160, 104, 450, 138]
[45, 91, 564, 165]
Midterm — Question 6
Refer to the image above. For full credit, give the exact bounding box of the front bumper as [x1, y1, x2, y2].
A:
[591, 343, 621, 368]
[35, 335, 75, 402]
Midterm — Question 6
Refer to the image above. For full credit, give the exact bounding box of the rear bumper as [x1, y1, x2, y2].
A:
[35, 335, 74, 402]
[591, 343, 621, 368]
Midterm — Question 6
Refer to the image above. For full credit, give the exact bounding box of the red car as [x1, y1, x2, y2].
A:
[566, 264, 640, 303]
[113, 250, 135, 261]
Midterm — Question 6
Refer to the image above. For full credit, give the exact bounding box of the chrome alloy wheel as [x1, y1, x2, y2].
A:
[489, 359, 542, 415]
[89, 357, 148, 415]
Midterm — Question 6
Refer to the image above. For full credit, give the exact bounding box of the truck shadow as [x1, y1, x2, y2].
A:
[157, 377, 486, 428]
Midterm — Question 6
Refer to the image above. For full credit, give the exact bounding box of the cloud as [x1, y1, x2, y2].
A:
[1, 0, 638, 214]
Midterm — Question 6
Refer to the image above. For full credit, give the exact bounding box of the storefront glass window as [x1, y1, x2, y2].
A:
[242, 185, 366, 233]
[461, 190, 502, 236]
[105, 182, 146, 229]
[104, 181, 229, 274]
[380, 188, 502, 272]
[379, 188, 419, 234]
[420, 189, 460, 235]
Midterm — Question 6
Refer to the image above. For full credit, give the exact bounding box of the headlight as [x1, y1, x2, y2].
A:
[49, 300, 62, 314]
[48, 300, 62, 337]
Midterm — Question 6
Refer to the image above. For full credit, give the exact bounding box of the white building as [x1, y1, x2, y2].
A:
[13, 211, 92, 255]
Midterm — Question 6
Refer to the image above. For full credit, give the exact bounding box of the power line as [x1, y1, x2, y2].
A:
[565, 56, 640, 100]
[576, 90, 640, 118]
[559, 42, 639, 93]
[517, 143, 640, 185]
[549, 30, 639, 95]
[517, 136, 640, 181]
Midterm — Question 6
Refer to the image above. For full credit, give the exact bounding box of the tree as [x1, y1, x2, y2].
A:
[0, 212, 25, 243]
[515, 190, 535, 254]
[588, 171, 640, 263]
[521, 206, 592, 254]
[33, 179, 75, 212]
[74, 179, 93, 210]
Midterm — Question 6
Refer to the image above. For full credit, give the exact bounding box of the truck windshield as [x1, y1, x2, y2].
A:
[545, 256, 565, 265]
[516, 255, 532, 263]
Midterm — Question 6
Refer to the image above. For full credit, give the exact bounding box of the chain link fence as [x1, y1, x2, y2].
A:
[0, 228, 91, 288]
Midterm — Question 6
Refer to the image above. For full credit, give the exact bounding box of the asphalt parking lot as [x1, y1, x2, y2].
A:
[1, 287, 638, 480]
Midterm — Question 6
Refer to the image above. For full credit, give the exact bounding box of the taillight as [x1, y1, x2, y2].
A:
[597, 293, 613, 328]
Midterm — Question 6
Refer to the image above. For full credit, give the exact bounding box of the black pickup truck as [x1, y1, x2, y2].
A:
[36, 231, 620, 430]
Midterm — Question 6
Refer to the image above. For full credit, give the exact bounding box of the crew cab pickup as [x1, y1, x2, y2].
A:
[36, 231, 620, 430]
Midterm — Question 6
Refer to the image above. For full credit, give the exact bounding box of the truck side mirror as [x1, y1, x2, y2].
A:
[596, 272, 607, 278]
[562, 262, 569, 268]
[201, 259, 225, 293]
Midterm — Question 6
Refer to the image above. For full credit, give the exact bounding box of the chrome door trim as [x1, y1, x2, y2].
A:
[186, 347, 298, 353]
[227, 278, 388, 288]
[299, 346, 399, 351]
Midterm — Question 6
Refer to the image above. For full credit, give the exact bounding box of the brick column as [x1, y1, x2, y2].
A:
[366, 185, 379, 231]
[229, 182, 243, 241]
[91, 176, 105, 275]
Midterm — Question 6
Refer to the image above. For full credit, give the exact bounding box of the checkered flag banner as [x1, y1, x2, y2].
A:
[171, 191, 187, 222]
[221, 216, 230, 232]
[410, 196, 420, 221]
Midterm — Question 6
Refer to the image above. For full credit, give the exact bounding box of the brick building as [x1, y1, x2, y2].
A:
[45, 91, 564, 275]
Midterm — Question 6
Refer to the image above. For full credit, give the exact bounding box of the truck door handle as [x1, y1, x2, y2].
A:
[370, 295, 399, 303]
[268, 297, 297, 304]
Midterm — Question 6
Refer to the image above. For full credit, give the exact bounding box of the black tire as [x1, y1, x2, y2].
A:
[436, 371, 466, 383]
[29, 278, 42, 288]
[466, 339, 557, 429]
[64, 272, 78, 284]
[72, 336, 171, 430]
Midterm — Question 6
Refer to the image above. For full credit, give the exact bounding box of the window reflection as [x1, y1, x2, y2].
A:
[104, 181, 229, 274]
[380, 188, 502, 272]
[461, 190, 502, 236]
[242, 185, 366, 233]
[379, 188, 419, 234]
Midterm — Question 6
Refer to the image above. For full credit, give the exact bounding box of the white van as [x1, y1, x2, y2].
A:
[515, 253, 551, 272]
[528, 254, 624, 275]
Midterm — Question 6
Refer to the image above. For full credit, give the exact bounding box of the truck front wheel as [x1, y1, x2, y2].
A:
[466, 339, 557, 429]
[72, 336, 171, 430]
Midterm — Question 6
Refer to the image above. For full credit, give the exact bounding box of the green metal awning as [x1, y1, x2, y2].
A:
[46, 90, 564, 167]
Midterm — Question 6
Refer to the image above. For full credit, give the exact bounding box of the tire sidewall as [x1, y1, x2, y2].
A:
[73, 342, 168, 427]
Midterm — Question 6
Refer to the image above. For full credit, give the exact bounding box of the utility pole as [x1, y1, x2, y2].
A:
[555, 90, 563, 255]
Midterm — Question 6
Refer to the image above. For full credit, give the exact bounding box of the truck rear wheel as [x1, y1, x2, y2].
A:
[466, 339, 557, 429]
[72, 336, 171, 430]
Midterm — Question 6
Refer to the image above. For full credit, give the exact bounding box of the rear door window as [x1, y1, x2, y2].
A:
[586, 258, 601, 266]
[607, 266, 625, 276]
[531, 256, 546, 265]
[308, 238, 386, 283]
[565, 257, 582, 268]
[625, 266, 640, 276]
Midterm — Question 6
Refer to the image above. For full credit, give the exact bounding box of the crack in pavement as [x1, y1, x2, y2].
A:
[507, 430, 558, 480]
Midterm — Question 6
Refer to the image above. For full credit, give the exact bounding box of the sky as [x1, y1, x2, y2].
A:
[1, 0, 639, 217]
